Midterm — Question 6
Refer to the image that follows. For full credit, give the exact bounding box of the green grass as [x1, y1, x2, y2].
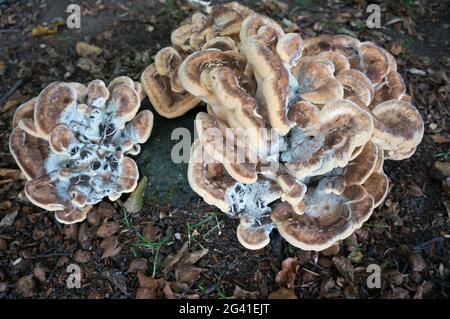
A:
[284, 243, 299, 257]
[403, 0, 417, 18]
[135, 233, 172, 277]
[434, 149, 450, 160]
[54, 34, 75, 44]
[165, 0, 188, 19]
[187, 212, 223, 249]
[295, 0, 313, 7]
[121, 209, 132, 230]
[363, 223, 390, 229]
[214, 271, 228, 299]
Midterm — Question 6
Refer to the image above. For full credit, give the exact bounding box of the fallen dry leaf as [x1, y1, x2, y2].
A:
[268, 287, 297, 299]
[162, 242, 189, 273]
[230, 286, 259, 299]
[16, 275, 35, 298]
[175, 265, 203, 284]
[182, 248, 209, 265]
[97, 221, 120, 238]
[100, 236, 121, 259]
[127, 258, 148, 273]
[275, 257, 299, 289]
[74, 250, 91, 263]
[75, 42, 103, 58]
[136, 271, 159, 299]
[142, 223, 160, 242]
[33, 265, 46, 282]
[408, 253, 427, 272]
[332, 256, 355, 281]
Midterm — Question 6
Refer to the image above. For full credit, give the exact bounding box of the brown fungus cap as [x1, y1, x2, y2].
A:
[9, 127, 50, 180]
[178, 49, 247, 99]
[277, 174, 307, 215]
[24, 173, 69, 211]
[188, 139, 239, 212]
[325, 140, 379, 195]
[195, 112, 258, 184]
[55, 205, 93, 224]
[271, 183, 374, 251]
[236, 214, 273, 250]
[285, 99, 373, 179]
[295, 60, 344, 105]
[141, 63, 200, 118]
[336, 69, 374, 107]
[240, 26, 292, 135]
[358, 42, 390, 86]
[371, 100, 424, 154]
[363, 171, 389, 208]
[370, 71, 406, 108]
[34, 82, 77, 139]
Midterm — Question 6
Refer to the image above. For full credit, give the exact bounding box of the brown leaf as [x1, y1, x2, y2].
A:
[408, 253, 426, 272]
[408, 183, 424, 197]
[127, 258, 148, 273]
[434, 161, 450, 178]
[383, 269, 407, 286]
[162, 282, 176, 299]
[75, 42, 103, 58]
[16, 275, 35, 298]
[275, 257, 300, 289]
[87, 207, 100, 226]
[268, 287, 297, 299]
[0, 282, 6, 293]
[97, 221, 120, 238]
[332, 256, 355, 281]
[230, 286, 259, 299]
[142, 223, 160, 242]
[136, 271, 158, 299]
[387, 286, 410, 299]
[321, 243, 340, 256]
[33, 265, 46, 282]
[64, 224, 78, 239]
[100, 236, 121, 259]
[78, 223, 91, 245]
[0, 238, 7, 252]
[182, 248, 209, 265]
[431, 134, 450, 144]
[136, 287, 156, 299]
[74, 250, 91, 263]
[162, 242, 189, 273]
[97, 202, 115, 220]
[175, 266, 203, 284]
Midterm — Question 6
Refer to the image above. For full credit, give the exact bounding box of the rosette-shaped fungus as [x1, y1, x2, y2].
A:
[181, 9, 424, 251]
[171, 2, 254, 52]
[141, 2, 255, 119]
[9, 77, 153, 224]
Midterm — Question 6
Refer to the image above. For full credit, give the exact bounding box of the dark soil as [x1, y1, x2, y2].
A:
[0, 0, 449, 299]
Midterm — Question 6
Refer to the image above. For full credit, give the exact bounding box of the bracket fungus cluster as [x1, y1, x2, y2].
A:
[9, 77, 153, 224]
[178, 7, 424, 250]
[141, 2, 255, 118]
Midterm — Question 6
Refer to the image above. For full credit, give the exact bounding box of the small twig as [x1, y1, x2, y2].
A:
[0, 79, 23, 107]
[35, 252, 72, 259]
[413, 237, 445, 252]
[0, 29, 20, 33]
